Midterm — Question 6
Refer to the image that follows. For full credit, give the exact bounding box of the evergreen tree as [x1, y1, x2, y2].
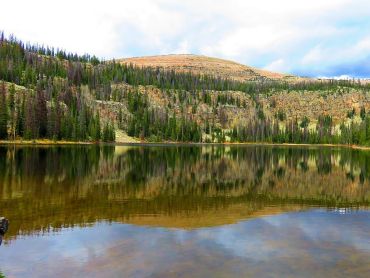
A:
[15, 93, 25, 137]
[103, 122, 115, 142]
[0, 82, 8, 139]
[24, 94, 37, 139]
[360, 107, 366, 121]
[35, 89, 48, 138]
[95, 113, 101, 141]
[8, 83, 16, 139]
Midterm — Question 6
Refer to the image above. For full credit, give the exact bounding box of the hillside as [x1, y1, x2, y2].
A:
[1, 33, 370, 145]
[120, 54, 299, 82]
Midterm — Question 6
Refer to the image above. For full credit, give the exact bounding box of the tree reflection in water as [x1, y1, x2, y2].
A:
[0, 145, 369, 240]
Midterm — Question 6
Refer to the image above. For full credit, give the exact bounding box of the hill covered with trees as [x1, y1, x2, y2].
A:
[1, 32, 370, 145]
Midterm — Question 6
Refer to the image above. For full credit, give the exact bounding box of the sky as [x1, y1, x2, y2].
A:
[1, 0, 370, 78]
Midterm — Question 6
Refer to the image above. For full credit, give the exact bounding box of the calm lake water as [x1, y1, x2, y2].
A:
[0, 145, 369, 277]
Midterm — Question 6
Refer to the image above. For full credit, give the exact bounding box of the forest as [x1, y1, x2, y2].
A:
[1, 32, 370, 145]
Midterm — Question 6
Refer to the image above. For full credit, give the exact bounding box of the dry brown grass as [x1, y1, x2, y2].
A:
[119, 54, 300, 82]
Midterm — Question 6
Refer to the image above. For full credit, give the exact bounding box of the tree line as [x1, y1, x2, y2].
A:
[0, 81, 115, 142]
[225, 113, 370, 146]
[1, 32, 370, 145]
[2, 32, 369, 95]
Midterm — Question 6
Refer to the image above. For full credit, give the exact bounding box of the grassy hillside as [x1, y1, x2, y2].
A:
[120, 54, 300, 82]
[1, 33, 370, 145]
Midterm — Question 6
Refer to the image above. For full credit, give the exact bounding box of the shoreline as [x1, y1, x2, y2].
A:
[0, 139, 93, 145]
[116, 142, 370, 151]
[0, 139, 369, 150]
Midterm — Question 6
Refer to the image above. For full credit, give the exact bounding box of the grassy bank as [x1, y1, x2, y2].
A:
[1, 139, 370, 151]
[0, 139, 93, 145]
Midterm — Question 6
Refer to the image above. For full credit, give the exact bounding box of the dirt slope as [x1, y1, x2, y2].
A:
[119, 54, 299, 82]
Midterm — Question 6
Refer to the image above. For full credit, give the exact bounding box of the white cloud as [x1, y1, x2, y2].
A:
[302, 45, 325, 65]
[172, 40, 190, 54]
[301, 36, 370, 70]
[318, 75, 353, 80]
[265, 59, 287, 73]
[1, 0, 370, 76]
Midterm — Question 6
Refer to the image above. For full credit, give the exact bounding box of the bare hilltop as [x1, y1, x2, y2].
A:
[120, 54, 300, 82]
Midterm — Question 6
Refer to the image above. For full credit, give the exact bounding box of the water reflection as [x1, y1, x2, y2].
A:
[0, 145, 369, 240]
[0, 145, 370, 277]
[1, 210, 369, 277]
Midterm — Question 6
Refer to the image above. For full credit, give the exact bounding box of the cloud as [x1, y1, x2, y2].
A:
[265, 59, 288, 73]
[1, 0, 370, 77]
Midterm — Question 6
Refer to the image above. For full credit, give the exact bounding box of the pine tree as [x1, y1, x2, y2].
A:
[24, 94, 37, 139]
[360, 107, 366, 121]
[8, 83, 16, 139]
[102, 122, 115, 142]
[15, 93, 25, 137]
[47, 102, 56, 139]
[78, 104, 87, 140]
[0, 82, 8, 139]
[103, 123, 110, 142]
[54, 97, 62, 139]
[35, 89, 48, 138]
[95, 113, 101, 141]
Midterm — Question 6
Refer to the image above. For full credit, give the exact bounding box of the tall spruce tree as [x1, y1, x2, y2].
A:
[0, 82, 8, 139]
[8, 83, 16, 139]
[36, 89, 48, 138]
[15, 94, 25, 138]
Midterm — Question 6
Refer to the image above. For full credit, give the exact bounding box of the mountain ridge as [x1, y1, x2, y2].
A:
[119, 54, 301, 82]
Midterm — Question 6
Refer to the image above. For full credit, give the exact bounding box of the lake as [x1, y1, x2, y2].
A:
[0, 145, 369, 277]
